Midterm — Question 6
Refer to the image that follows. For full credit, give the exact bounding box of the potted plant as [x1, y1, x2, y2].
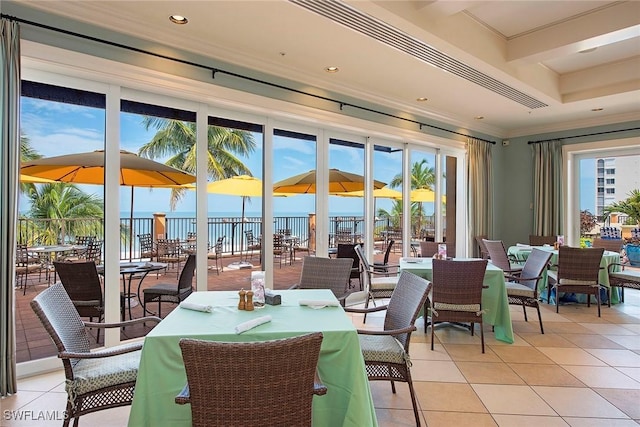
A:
[604, 189, 640, 266]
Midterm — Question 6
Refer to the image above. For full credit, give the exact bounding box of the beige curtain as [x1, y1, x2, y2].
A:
[532, 140, 563, 236]
[1, 18, 20, 396]
[467, 138, 493, 257]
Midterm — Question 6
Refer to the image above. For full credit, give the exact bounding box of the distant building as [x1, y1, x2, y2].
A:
[596, 156, 640, 223]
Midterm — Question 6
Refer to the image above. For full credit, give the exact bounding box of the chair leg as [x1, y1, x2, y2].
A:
[406, 375, 421, 427]
[535, 304, 544, 334]
[431, 321, 435, 350]
[522, 304, 528, 322]
[555, 286, 560, 313]
[480, 322, 485, 353]
[596, 289, 601, 317]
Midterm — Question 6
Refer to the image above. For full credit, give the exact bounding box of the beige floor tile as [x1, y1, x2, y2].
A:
[443, 343, 502, 362]
[544, 322, 595, 334]
[408, 342, 452, 361]
[410, 360, 467, 382]
[492, 414, 569, 426]
[559, 334, 626, 349]
[472, 384, 556, 416]
[604, 335, 640, 350]
[16, 370, 65, 392]
[561, 365, 640, 389]
[374, 408, 425, 427]
[518, 333, 577, 348]
[563, 418, 639, 427]
[424, 411, 497, 426]
[511, 320, 545, 335]
[432, 326, 483, 346]
[368, 380, 415, 410]
[490, 345, 555, 364]
[579, 323, 637, 336]
[533, 386, 629, 418]
[414, 382, 487, 413]
[456, 361, 524, 385]
[601, 313, 640, 324]
[594, 388, 640, 419]
[618, 323, 640, 333]
[81, 405, 131, 426]
[0, 390, 45, 411]
[537, 347, 606, 366]
[584, 348, 640, 367]
[2, 392, 68, 427]
[555, 311, 609, 324]
[508, 363, 585, 387]
[617, 367, 640, 382]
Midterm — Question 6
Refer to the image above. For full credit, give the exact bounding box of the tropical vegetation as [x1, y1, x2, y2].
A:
[603, 189, 640, 226]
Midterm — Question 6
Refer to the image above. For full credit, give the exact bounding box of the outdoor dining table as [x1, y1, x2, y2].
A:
[399, 257, 514, 344]
[507, 245, 622, 304]
[128, 289, 378, 427]
[28, 244, 87, 283]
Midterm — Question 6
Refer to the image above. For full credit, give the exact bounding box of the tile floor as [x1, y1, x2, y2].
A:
[3, 288, 640, 426]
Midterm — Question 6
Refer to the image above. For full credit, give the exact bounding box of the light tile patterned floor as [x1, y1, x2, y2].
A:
[3, 287, 640, 426]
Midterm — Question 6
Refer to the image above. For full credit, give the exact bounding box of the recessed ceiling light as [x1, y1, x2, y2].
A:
[591, 108, 604, 112]
[169, 15, 188, 24]
[474, 116, 484, 120]
[416, 97, 428, 102]
[325, 66, 339, 73]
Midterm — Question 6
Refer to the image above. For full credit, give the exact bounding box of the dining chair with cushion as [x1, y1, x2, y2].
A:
[175, 333, 326, 427]
[608, 262, 640, 303]
[547, 246, 608, 317]
[428, 258, 488, 353]
[289, 256, 353, 306]
[504, 248, 553, 334]
[528, 235, 557, 246]
[354, 244, 398, 322]
[344, 271, 431, 427]
[30, 282, 161, 427]
[15, 243, 44, 295]
[207, 236, 225, 275]
[143, 254, 196, 317]
[54, 260, 126, 342]
[482, 239, 523, 276]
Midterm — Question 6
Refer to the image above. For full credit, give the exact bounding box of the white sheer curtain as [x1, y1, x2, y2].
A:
[532, 140, 563, 236]
[1, 17, 20, 396]
[467, 138, 493, 257]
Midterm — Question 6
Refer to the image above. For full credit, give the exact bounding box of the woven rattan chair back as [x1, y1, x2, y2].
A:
[384, 271, 431, 349]
[482, 239, 520, 273]
[53, 260, 104, 320]
[518, 248, 553, 293]
[176, 333, 324, 427]
[177, 254, 197, 293]
[557, 246, 604, 284]
[528, 235, 556, 246]
[298, 256, 353, 304]
[420, 241, 449, 257]
[475, 235, 490, 259]
[592, 237, 624, 253]
[337, 243, 361, 284]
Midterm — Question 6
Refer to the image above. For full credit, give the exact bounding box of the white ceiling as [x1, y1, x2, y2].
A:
[8, 0, 640, 138]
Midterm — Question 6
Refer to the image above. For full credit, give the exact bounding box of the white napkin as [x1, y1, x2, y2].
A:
[235, 315, 272, 334]
[516, 243, 531, 247]
[179, 301, 213, 313]
[298, 299, 340, 309]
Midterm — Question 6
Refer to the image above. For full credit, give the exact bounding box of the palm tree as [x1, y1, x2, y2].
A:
[138, 117, 256, 209]
[19, 134, 42, 194]
[25, 183, 104, 245]
[603, 189, 640, 225]
[387, 159, 437, 236]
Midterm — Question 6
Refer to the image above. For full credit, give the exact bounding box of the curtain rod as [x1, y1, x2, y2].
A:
[528, 127, 640, 144]
[2, 13, 496, 145]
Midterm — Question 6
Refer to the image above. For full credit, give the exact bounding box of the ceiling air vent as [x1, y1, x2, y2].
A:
[289, 0, 548, 110]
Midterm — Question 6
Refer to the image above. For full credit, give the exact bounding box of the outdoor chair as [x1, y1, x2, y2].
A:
[15, 243, 44, 295]
[344, 271, 431, 427]
[84, 239, 103, 264]
[504, 248, 553, 334]
[419, 241, 452, 258]
[156, 238, 185, 277]
[143, 254, 196, 317]
[592, 237, 624, 253]
[63, 235, 94, 261]
[54, 260, 126, 342]
[137, 233, 156, 261]
[528, 235, 557, 246]
[289, 256, 353, 306]
[427, 258, 488, 353]
[183, 231, 197, 255]
[207, 236, 225, 275]
[475, 235, 490, 259]
[354, 244, 398, 322]
[337, 243, 363, 289]
[547, 246, 608, 317]
[30, 282, 161, 427]
[600, 226, 622, 239]
[373, 239, 398, 275]
[273, 233, 292, 268]
[175, 333, 326, 427]
[243, 229, 262, 261]
[482, 239, 523, 275]
[292, 236, 312, 261]
[608, 263, 640, 303]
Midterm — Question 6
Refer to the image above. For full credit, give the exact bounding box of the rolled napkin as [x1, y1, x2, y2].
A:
[516, 243, 531, 247]
[235, 315, 272, 334]
[179, 301, 213, 313]
[298, 299, 340, 308]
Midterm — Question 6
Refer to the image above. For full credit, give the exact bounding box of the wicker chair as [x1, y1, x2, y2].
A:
[143, 254, 196, 317]
[419, 241, 452, 258]
[373, 239, 398, 275]
[289, 256, 353, 306]
[592, 237, 624, 253]
[207, 236, 225, 275]
[344, 271, 431, 427]
[475, 235, 490, 259]
[30, 283, 161, 427]
[504, 248, 553, 334]
[354, 243, 397, 302]
[337, 243, 363, 289]
[427, 259, 488, 353]
[528, 235, 557, 246]
[547, 246, 608, 317]
[175, 333, 326, 427]
[53, 260, 126, 342]
[15, 244, 43, 295]
[608, 263, 640, 302]
[482, 239, 523, 275]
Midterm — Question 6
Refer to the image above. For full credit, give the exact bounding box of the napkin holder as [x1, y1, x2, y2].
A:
[265, 290, 281, 306]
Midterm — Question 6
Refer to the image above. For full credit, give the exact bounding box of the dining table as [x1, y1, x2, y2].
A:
[128, 289, 378, 427]
[507, 245, 622, 304]
[28, 244, 87, 283]
[399, 257, 514, 344]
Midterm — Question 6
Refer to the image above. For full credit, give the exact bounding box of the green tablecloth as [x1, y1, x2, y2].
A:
[507, 246, 621, 304]
[128, 289, 377, 427]
[399, 258, 514, 344]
